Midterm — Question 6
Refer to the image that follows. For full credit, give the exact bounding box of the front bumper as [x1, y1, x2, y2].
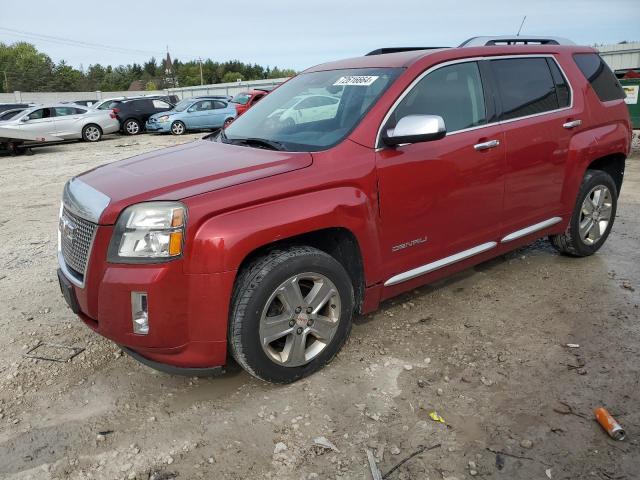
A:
[145, 121, 170, 133]
[58, 225, 237, 370]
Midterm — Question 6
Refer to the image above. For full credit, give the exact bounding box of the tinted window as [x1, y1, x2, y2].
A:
[547, 58, 571, 108]
[390, 61, 486, 133]
[573, 53, 625, 102]
[490, 58, 558, 120]
[213, 100, 227, 109]
[193, 100, 213, 111]
[54, 107, 82, 116]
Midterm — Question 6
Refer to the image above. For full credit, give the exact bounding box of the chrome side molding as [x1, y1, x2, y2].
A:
[384, 241, 497, 286]
[501, 217, 562, 243]
[63, 178, 111, 224]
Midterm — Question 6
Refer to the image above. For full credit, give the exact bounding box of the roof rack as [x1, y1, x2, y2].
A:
[366, 47, 447, 56]
[459, 36, 575, 47]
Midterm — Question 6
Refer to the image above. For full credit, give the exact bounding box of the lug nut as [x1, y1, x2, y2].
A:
[295, 306, 302, 313]
[308, 319, 314, 326]
[296, 327, 303, 335]
[289, 320, 295, 327]
[306, 307, 312, 314]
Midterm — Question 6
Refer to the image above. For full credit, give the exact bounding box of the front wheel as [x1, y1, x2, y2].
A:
[123, 119, 141, 135]
[229, 246, 354, 383]
[549, 169, 618, 257]
[170, 121, 186, 135]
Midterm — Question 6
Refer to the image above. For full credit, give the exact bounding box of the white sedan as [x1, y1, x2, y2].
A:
[0, 104, 120, 142]
[268, 94, 340, 126]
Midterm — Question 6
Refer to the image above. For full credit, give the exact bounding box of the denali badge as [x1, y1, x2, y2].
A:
[392, 236, 427, 252]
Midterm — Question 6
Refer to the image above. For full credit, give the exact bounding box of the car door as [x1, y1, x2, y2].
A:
[18, 108, 58, 137]
[487, 56, 579, 235]
[53, 106, 86, 138]
[375, 60, 505, 283]
[210, 100, 229, 127]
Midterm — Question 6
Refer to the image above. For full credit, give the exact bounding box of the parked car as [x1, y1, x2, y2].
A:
[0, 108, 27, 121]
[91, 94, 178, 112]
[57, 36, 630, 383]
[2, 104, 119, 142]
[267, 94, 340, 127]
[70, 100, 101, 107]
[112, 98, 174, 135]
[146, 97, 236, 135]
[0, 103, 32, 114]
[231, 89, 269, 116]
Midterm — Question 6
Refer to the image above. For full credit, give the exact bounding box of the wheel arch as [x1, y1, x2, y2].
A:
[586, 153, 626, 195]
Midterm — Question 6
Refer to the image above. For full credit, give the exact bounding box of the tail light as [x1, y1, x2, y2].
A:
[111, 107, 120, 115]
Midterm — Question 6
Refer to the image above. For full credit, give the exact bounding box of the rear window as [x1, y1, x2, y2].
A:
[490, 57, 559, 120]
[573, 53, 625, 102]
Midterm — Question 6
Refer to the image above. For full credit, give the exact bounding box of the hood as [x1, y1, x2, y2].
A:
[77, 139, 313, 224]
[149, 110, 176, 120]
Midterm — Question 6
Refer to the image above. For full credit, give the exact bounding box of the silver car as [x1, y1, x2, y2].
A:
[0, 104, 120, 142]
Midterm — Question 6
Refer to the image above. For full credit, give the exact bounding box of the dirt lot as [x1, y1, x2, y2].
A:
[0, 132, 639, 480]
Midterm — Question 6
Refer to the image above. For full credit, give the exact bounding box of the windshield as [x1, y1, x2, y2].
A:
[0, 109, 25, 120]
[231, 93, 251, 105]
[222, 68, 402, 151]
[173, 99, 194, 112]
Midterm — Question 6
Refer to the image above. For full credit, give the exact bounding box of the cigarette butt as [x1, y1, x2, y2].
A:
[594, 407, 626, 440]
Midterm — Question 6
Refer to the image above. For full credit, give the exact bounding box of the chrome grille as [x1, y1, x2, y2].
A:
[59, 207, 97, 276]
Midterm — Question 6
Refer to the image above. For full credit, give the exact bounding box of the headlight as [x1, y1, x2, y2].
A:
[107, 202, 186, 263]
[158, 115, 170, 122]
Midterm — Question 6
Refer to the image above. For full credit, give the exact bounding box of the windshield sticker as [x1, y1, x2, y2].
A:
[333, 75, 379, 86]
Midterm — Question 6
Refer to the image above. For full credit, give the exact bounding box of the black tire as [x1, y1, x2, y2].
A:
[170, 120, 186, 135]
[223, 117, 234, 129]
[123, 118, 141, 135]
[229, 246, 354, 383]
[549, 169, 618, 257]
[82, 124, 102, 142]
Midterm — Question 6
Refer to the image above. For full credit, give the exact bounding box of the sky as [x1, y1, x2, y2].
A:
[1, 0, 639, 71]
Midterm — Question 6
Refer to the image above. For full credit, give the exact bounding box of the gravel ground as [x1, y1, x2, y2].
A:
[0, 132, 639, 480]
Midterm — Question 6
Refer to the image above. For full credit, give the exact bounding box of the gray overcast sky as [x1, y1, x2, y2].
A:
[1, 0, 639, 70]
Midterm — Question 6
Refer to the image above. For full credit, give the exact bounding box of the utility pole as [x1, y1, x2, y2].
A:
[2, 70, 8, 92]
[198, 58, 204, 85]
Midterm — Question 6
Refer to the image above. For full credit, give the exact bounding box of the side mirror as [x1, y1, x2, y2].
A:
[20, 116, 29, 122]
[382, 114, 446, 146]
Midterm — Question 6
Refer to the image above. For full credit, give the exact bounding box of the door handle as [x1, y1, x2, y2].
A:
[563, 119, 582, 129]
[474, 139, 500, 151]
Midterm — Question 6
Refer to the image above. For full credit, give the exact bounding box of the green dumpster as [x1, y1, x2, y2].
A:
[620, 78, 640, 129]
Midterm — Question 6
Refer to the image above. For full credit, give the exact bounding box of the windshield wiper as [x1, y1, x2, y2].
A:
[232, 137, 286, 151]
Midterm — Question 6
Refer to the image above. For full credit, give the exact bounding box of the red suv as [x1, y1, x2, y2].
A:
[230, 88, 270, 117]
[57, 36, 631, 383]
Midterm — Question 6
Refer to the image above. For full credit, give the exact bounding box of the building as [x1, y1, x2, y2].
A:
[597, 42, 640, 76]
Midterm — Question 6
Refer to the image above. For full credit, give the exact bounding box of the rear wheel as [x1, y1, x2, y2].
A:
[229, 246, 354, 383]
[223, 117, 234, 129]
[170, 121, 186, 135]
[123, 119, 141, 135]
[82, 124, 102, 142]
[549, 169, 617, 257]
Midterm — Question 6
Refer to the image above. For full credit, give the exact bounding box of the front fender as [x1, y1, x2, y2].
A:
[185, 187, 382, 283]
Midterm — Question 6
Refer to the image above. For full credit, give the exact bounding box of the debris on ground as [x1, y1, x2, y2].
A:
[594, 407, 627, 440]
[313, 436, 339, 452]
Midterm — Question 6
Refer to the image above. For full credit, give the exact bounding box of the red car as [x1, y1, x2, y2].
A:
[57, 36, 631, 383]
[230, 88, 271, 117]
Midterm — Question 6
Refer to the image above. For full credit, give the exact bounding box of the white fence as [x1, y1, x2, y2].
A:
[0, 78, 289, 104]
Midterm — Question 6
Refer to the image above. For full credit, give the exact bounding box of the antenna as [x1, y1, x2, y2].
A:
[516, 15, 527, 36]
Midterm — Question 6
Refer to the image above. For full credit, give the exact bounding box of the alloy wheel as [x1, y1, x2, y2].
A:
[171, 122, 185, 135]
[84, 126, 100, 141]
[126, 121, 139, 135]
[579, 185, 613, 245]
[259, 272, 341, 367]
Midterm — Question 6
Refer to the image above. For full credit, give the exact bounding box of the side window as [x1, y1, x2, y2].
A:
[213, 100, 227, 109]
[74, 107, 87, 114]
[490, 58, 558, 120]
[391, 61, 487, 133]
[152, 99, 171, 109]
[316, 97, 338, 107]
[252, 94, 265, 104]
[547, 58, 571, 108]
[573, 53, 625, 102]
[296, 97, 316, 110]
[27, 108, 52, 120]
[54, 107, 76, 117]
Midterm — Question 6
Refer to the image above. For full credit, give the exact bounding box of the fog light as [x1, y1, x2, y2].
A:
[131, 292, 149, 335]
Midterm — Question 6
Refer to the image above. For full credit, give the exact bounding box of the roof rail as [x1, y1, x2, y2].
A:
[459, 36, 575, 47]
[365, 47, 448, 56]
